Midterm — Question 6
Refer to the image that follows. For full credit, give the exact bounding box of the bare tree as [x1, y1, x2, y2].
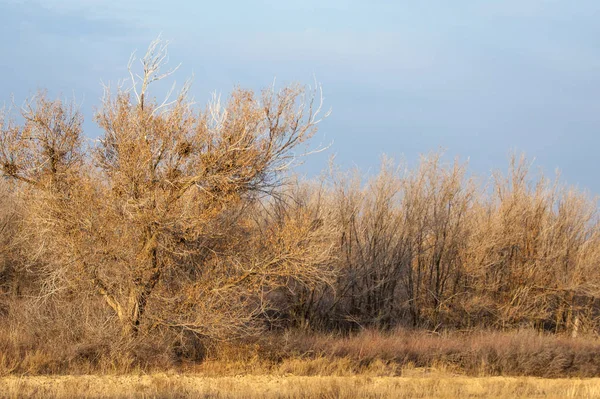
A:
[0, 37, 334, 339]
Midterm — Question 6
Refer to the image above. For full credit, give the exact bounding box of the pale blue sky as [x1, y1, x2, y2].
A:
[2, 0, 600, 192]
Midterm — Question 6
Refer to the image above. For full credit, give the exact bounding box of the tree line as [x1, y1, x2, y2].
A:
[1, 39, 599, 363]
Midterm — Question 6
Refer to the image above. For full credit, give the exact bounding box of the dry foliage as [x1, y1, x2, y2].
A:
[288, 153, 600, 334]
[1, 38, 600, 376]
[0, 38, 335, 347]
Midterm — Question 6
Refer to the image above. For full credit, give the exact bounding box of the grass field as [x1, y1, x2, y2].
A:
[2, 372, 600, 399]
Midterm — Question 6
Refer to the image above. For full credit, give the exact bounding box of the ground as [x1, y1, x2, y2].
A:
[2, 371, 600, 398]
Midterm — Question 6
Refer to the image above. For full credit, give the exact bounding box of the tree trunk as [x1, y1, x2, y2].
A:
[571, 315, 580, 338]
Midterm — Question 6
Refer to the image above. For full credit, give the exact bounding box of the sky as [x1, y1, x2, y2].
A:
[1, 0, 600, 193]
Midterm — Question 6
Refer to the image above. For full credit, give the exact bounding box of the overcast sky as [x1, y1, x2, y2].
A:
[2, 0, 600, 192]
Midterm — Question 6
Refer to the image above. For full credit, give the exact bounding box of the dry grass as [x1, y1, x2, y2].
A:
[192, 329, 600, 379]
[2, 373, 600, 399]
[3, 328, 600, 379]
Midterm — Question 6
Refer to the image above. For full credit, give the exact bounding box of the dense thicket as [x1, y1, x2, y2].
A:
[1, 40, 599, 370]
[288, 154, 600, 334]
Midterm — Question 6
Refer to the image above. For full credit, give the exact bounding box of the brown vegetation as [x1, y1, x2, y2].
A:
[3, 374, 600, 399]
[1, 38, 600, 380]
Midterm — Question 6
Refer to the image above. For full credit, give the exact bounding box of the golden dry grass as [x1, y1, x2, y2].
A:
[1, 372, 600, 399]
[4, 329, 600, 378]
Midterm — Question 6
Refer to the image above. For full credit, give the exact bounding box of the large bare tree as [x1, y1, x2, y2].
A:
[0, 38, 335, 338]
